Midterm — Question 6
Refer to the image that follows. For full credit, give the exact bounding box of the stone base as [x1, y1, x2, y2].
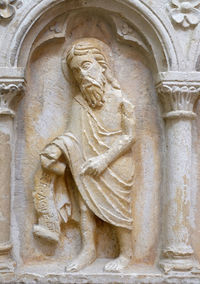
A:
[159, 258, 200, 274]
[4, 273, 200, 284]
[0, 259, 200, 283]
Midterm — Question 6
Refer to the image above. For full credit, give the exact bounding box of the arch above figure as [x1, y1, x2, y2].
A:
[6, 0, 181, 76]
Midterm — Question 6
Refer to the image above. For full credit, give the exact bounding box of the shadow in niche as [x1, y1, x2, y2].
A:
[65, 10, 114, 46]
[33, 235, 58, 257]
[96, 218, 119, 259]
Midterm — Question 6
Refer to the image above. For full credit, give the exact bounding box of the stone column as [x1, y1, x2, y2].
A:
[0, 79, 25, 272]
[157, 82, 200, 273]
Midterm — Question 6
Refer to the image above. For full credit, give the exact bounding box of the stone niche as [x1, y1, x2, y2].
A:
[1, 0, 200, 283]
[18, 9, 162, 273]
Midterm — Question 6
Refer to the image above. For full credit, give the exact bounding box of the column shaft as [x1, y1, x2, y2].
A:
[0, 116, 14, 271]
[165, 118, 192, 252]
[157, 83, 200, 273]
[0, 80, 25, 272]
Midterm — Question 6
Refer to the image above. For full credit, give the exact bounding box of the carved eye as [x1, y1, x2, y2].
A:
[81, 62, 92, 70]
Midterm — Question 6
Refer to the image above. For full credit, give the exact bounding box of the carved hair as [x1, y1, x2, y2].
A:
[66, 40, 120, 89]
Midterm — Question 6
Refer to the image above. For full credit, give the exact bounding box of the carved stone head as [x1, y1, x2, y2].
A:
[66, 38, 120, 108]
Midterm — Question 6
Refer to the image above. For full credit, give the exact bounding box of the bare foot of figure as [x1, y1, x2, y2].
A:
[104, 227, 133, 272]
[104, 254, 131, 272]
[66, 247, 96, 272]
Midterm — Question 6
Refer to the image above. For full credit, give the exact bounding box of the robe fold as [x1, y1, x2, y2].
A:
[51, 94, 134, 230]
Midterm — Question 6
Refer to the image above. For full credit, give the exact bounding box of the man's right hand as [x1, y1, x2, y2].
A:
[40, 144, 62, 170]
[80, 154, 108, 177]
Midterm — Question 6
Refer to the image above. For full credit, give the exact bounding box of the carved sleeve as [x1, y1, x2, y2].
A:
[102, 99, 136, 166]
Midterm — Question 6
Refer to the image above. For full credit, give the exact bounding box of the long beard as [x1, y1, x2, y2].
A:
[80, 75, 105, 109]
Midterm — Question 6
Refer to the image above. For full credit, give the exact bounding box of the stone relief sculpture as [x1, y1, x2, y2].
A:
[33, 38, 136, 272]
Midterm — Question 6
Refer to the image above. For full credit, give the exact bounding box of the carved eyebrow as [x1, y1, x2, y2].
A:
[81, 61, 92, 67]
[71, 61, 92, 72]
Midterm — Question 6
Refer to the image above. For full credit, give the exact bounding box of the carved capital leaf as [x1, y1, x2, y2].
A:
[157, 82, 200, 119]
[0, 82, 25, 116]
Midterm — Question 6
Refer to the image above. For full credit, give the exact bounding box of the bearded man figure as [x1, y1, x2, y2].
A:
[33, 38, 136, 272]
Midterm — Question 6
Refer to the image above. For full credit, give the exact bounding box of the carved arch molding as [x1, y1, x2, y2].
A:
[0, 0, 200, 281]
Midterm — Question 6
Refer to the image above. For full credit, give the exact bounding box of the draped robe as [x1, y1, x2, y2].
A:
[32, 87, 135, 235]
[48, 87, 135, 230]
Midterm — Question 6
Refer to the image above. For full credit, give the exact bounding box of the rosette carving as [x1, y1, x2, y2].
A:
[0, 0, 22, 21]
[167, 0, 200, 28]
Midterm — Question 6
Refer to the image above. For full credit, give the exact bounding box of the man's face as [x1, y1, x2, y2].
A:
[69, 54, 104, 86]
[69, 54, 106, 108]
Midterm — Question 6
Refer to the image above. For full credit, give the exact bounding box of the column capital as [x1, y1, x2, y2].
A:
[156, 82, 200, 119]
[0, 68, 25, 117]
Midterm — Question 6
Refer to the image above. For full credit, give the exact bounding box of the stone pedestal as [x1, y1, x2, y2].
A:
[0, 81, 25, 272]
[157, 83, 200, 273]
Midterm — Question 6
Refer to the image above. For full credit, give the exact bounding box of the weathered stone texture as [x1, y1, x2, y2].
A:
[0, 0, 200, 283]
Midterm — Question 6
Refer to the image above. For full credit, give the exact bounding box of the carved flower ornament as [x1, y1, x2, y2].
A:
[168, 0, 200, 28]
[0, 0, 22, 20]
